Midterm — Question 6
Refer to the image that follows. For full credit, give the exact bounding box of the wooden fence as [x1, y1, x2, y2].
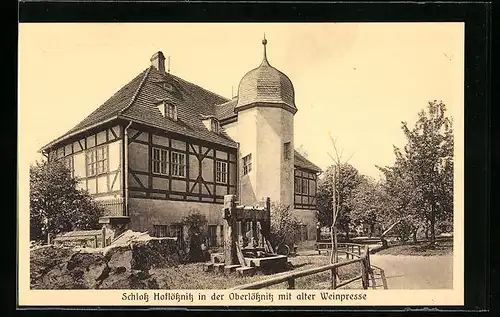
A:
[97, 197, 124, 217]
[231, 244, 388, 290]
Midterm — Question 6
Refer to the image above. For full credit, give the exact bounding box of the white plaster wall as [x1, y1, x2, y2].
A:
[236, 108, 259, 205]
[222, 121, 238, 141]
[255, 107, 294, 207]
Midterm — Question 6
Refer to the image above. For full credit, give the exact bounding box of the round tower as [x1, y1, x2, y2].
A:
[235, 36, 296, 207]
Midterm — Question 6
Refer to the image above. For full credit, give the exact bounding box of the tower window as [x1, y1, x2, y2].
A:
[242, 154, 252, 175]
[284, 142, 291, 160]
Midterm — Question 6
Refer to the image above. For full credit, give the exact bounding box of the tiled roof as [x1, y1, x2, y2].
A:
[120, 67, 236, 148]
[215, 98, 238, 121]
[42, 66, 238, 150]
[235, 55, 296, 113]
[64, 68, 150, 136]
[294, 150, 322, 173]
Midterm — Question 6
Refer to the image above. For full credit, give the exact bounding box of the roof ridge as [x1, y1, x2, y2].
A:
[118, 66, 152, 117]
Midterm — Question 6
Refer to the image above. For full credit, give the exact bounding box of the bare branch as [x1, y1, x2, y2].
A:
[345, 151, 355, 165]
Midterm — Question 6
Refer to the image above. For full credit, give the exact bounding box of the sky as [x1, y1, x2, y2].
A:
[18, 23, 464, 179]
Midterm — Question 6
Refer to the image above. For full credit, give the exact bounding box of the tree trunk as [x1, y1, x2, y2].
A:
[430, 213, 436, 247]
[412, 228, 418, 244]
[380, 236, 388, 249]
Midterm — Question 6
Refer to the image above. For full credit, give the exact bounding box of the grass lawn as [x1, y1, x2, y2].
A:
[150, 253, 361, 290]
[374, 239, 453, 256]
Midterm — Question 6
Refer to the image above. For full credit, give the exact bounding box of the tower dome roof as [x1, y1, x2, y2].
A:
[235, 37, 297, 114]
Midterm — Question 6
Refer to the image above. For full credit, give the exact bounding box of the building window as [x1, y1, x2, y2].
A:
[242, 154, 252, 175]
[216, 161, 228, 183]
[295, 177, 301, 194]
[154, 225, 169, 238]
[284, 142, 291, 160]
[86, 146, 107, 177]
[302, 178, 308, 195]
[162, 82, 173, 91]
[166, 103, 177, 120]
[208, 225, 217, 247]
[62, 156, 74, 178]
[152, 147, 169, 175]
[171, 151, 186, 177]
[158, 102, 178, 121]
[170, 224, 183, 241]
[211, 118, 220, 133]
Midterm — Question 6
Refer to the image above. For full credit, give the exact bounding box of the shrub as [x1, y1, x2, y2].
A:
[181, 211, 208, 263]
[269, 203, 301, 250]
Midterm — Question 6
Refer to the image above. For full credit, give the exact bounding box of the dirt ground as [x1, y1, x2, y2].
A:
[370, 254, 453, 289]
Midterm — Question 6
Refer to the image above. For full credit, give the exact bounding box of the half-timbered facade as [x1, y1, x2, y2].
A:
[41, 38, 322, 243]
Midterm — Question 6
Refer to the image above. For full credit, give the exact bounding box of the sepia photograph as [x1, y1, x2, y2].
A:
[18, 22, 464, 306]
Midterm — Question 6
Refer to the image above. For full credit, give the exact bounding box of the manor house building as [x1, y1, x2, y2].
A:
[40, 38, 322, 245]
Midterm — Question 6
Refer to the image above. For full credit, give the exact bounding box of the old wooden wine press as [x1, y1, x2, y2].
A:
[203, 195, 288, 276]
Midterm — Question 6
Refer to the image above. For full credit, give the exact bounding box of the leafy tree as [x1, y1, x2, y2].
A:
[379, 100, 453, 246]
[350, 176, 386, 238]
[317, 163, 361, 240]
[269, 203, 301, 252]
[30, 160, 105, 242]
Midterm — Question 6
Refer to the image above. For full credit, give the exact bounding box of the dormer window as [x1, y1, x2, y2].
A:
[157, 101, 177, 121]
[201, 115, 221, 134]
[162, 82, 173, 91]
[211, 118, 220, 133]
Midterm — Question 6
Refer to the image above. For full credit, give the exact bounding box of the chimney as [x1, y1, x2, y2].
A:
[150, 51, 166, 73]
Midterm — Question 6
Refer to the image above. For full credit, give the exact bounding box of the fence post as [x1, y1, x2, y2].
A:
[380, 270, 388, 289]
[101, 225, 107, 248]
[47, 233, 52, 245]
[362, 246, 370, 289]
[287, 278, 296, 289]
[331, 268, 337, 289]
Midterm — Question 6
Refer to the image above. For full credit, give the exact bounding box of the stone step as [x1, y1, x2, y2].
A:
[236, 266, 256, 277]
[203, 262, 214, 272]
[224, 264, 241, 274]
[213, 263, 226, 273]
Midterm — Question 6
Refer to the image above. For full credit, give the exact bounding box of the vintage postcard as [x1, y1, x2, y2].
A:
[18, 22, 464, 307]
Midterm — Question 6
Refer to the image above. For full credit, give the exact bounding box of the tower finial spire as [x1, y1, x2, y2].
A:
[261, 34, 269, 66]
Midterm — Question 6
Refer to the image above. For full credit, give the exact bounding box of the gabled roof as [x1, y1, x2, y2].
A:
[41, 66, 238, 151]
[294, 150, 322, 173]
